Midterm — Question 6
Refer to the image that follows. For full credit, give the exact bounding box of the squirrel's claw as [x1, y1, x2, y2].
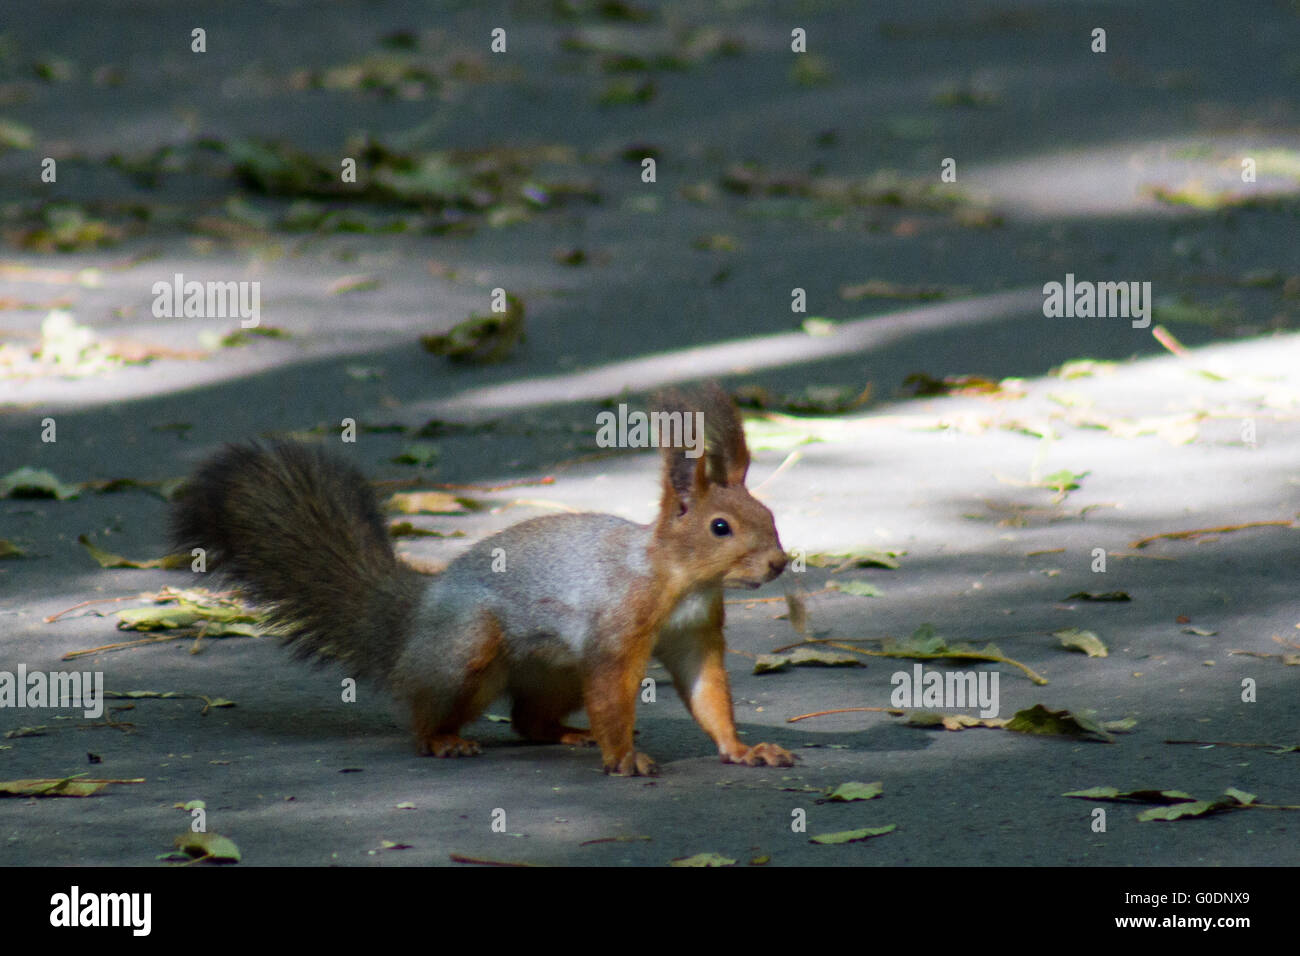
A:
[723, 742, 796, 768]
[419, 734, 482, 757]
[604, 750, 660, 777]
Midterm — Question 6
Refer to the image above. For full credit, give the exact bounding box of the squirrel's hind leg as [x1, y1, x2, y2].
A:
[405, 613, 509, 757]
[509, 668, 594, 746]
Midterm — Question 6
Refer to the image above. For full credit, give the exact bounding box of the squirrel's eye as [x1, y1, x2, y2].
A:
[710, 518, 732, 537]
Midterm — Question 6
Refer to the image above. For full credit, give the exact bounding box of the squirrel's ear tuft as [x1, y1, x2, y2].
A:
[698, 381, 749, 486]
[653, 382, 749, 497]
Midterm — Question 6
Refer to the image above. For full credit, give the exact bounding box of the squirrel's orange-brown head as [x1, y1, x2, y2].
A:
[653, 382, 787, 590]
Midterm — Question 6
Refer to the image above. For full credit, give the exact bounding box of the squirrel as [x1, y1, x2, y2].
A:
[171, 383, 794, 776]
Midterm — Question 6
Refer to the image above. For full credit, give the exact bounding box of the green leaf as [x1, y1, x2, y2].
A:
[0, 467, 81, 500]
[420, 295, 525, 364]
[79, 535, 187, 569]
[1005, 704, 1113, 742]
[174, 832, 241, 862]
[391, 442, 440, 467]
[824, 781, 883, 802]
[115, 606, 208, 630]
[1040, 470, 1088, 494]
[0, 774, 106, 798]
[669, 852, 735, 867]
[1054, 628, 1109, 657]
[810, 824, 896, 845]
[753, 646, 863, 674]
[808, 550, 901, 570]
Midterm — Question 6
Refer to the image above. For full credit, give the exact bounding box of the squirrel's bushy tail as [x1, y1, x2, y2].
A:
[171, 441, 422, 685]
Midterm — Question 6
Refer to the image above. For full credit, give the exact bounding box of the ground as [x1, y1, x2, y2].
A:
[0, 1, 1297, 870]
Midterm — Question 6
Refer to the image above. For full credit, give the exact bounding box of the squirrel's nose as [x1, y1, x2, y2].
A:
[768, 553, 788, 578]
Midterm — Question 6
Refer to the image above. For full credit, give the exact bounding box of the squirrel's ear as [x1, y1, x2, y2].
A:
[656, 386, 708, 511]
[661, 433, 708, 512]
[700, 382, 749, 486]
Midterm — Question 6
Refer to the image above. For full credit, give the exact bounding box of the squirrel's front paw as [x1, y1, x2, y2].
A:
[723, 742, 796, 767]
[419, 734, 482, 757]
[603, 750, 659, 777]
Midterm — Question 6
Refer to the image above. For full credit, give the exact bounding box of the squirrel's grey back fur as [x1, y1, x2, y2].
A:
[170, 441, 424, 685]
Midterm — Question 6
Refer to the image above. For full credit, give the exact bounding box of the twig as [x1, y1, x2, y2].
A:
[449, 852, 539, 867]
[61, 634, 186, 660]
[1151, 324, 1190, 357]
[45, 595, 139, 623]
[725, 588, 830, 607]
[751, 449, 803, 494]
[1129, 520, 1293, 549]
[788, 707, 903, 723]
[1164, 739, 1298, 752]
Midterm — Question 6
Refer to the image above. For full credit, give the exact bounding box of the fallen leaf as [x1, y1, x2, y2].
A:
[1004, 704, 1113, 742]
[0, 467, 81, 500]
[579, 835, 653, 846]
[669, 852, 735, 867]
[824, 781, 883, 802]
[0, 775, 107, 797]
[79, 535, 188, 570]
[809, 824, 896, 845]
[420, 295, 524, 364]
[1066, 591, 1131, 602]
[391, 443, 440, 467]
[388, 521, 465, 539]
[806, 550, 901, 570]
[753, 646, 864, 674]
[901, 373, 1009, 398]
[1137, 795, 1245, 822]
[1054, 628, 1109, 657]
[173, 832, 241, 862]
[839, 279, 966, 301]
[448, 852, 540, 867]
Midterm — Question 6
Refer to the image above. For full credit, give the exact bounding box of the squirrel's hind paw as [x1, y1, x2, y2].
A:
[419, 734, 482, 757]
[724, 742, 796, 768]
